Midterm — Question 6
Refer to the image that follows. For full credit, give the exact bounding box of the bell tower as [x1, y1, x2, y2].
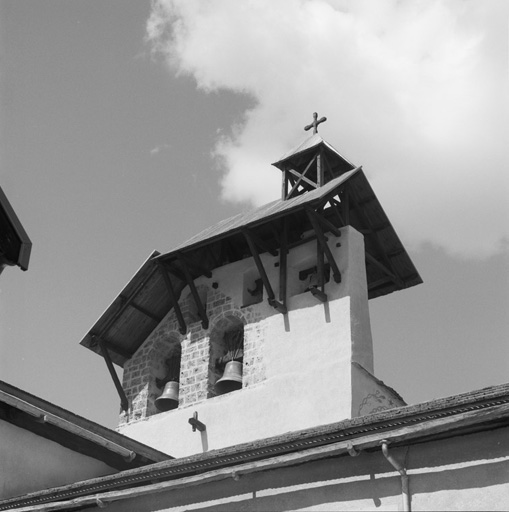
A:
[80, 115, 422, 457]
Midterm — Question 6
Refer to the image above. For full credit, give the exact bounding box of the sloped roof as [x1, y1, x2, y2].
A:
[2, 382, 507, 510]
[80, 161, 421, 367]
[0, 380, 172, 470]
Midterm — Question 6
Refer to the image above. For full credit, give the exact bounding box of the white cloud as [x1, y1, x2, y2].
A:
[146, 0, 509, 258]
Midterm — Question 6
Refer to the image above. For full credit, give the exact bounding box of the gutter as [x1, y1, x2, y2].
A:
[0, 391, 136, 461]
[3, 398, 508, 511]
[381, 440, 410, 511]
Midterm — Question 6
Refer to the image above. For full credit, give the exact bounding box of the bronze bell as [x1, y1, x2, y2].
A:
[155, 381, 179, 411]
[215, 361, 243, 395]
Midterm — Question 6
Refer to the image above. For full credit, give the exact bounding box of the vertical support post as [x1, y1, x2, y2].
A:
[317, 150, 323, 187]
[279, 218, 288, 306]
[96, 336, 129, 412]
[281, 166, 288, 200]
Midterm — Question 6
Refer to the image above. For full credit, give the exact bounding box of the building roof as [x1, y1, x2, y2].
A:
[0, 185, 32, 271]
[2, 381, 507, 511]
[0, 380, 172, 472]
[80, 161, 422, 368]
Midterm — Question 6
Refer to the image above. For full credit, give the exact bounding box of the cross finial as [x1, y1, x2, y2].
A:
[304, 112, 327, 134]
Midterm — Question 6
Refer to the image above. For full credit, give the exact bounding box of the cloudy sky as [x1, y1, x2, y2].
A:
[0, 0, 508, 428]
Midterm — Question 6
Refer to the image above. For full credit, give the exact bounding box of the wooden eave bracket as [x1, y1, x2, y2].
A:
[305, 207, 342, 284]
[95, 336, 129, 412]
[242, 229, 287, 315]
[177, 254, 209, 330]
[157, 261, 187, 335]
[176, 251, 213, 278]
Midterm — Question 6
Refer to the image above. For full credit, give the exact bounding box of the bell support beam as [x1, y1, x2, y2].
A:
[95, 336, 129, 412]
[177, 254, 209, 330]
[305, 207, 342, 284]
[157, 262, 187, 335]
[242, 229, 287, 315]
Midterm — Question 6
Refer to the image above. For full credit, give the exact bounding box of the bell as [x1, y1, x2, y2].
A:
[215, 360, 243, 395]
[155, 381, 179, 412]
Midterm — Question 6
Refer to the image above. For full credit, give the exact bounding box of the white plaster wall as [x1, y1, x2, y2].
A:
[119, 227, 377, 458]
[0, 420, 116, 499]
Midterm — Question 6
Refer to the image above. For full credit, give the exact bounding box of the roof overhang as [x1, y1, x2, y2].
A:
[0, 380, 172, 471]
[80, 167, 421, 367]
[2, 382, 507, 511]
[0, 186, 32, 272]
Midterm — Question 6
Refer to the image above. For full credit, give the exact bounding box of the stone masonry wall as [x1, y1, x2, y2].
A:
[119, 283, 266, 427]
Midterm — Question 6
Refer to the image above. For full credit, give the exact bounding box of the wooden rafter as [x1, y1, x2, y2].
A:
[90, 336, 132, 361]
[119, 297, 163, 323]
[349, 193, 403, 288]
[95, 336, 129, 412]
[176, 254, 209, 330]
[365, 252, 400, 284]
[157, 262, 187, 335]
[305, 207, 342, 284]
[96, 263, 160, 348]
[176, 251, 212, 278]
[242, 229, 286, 314]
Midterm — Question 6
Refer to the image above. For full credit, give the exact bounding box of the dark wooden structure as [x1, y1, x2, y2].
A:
[80, 132, 422, 408]
[0, 186, 31, 274]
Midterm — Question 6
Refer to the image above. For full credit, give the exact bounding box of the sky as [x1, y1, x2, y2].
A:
[0, 0, 507, 429]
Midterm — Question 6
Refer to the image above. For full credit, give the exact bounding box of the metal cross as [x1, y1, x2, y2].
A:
[304, 112, 327, 134]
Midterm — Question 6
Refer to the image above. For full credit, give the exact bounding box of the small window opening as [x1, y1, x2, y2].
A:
[215, 324, 244, 395]
[243, 269, 263, 307]
[155, 346, 181, 412]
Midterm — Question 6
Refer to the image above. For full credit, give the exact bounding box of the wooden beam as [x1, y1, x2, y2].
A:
[287, 154, 318, 199]
[176, 251, 212, 278]
[177, 254, 209, 330]
[96, 336, 129, 412]
[365, 252, 401, 285]
[312, 238, 328, 303]
[279, 218, 288, 306]
[288, 167, 317, 191]
[120, 298, 163, 323]
[243, 229, 286, 314]
[317, 151, 323, 187]
[342, 187, 350, 225]
[281, 167, 288, 200]
[89, 336, 133, 361]
[305, 207, 342, 284]
[157, 262, 187, 335]
[242, 228, 278, 257]
[349, 193, 402, 288]
[96, 263, 159, 343]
